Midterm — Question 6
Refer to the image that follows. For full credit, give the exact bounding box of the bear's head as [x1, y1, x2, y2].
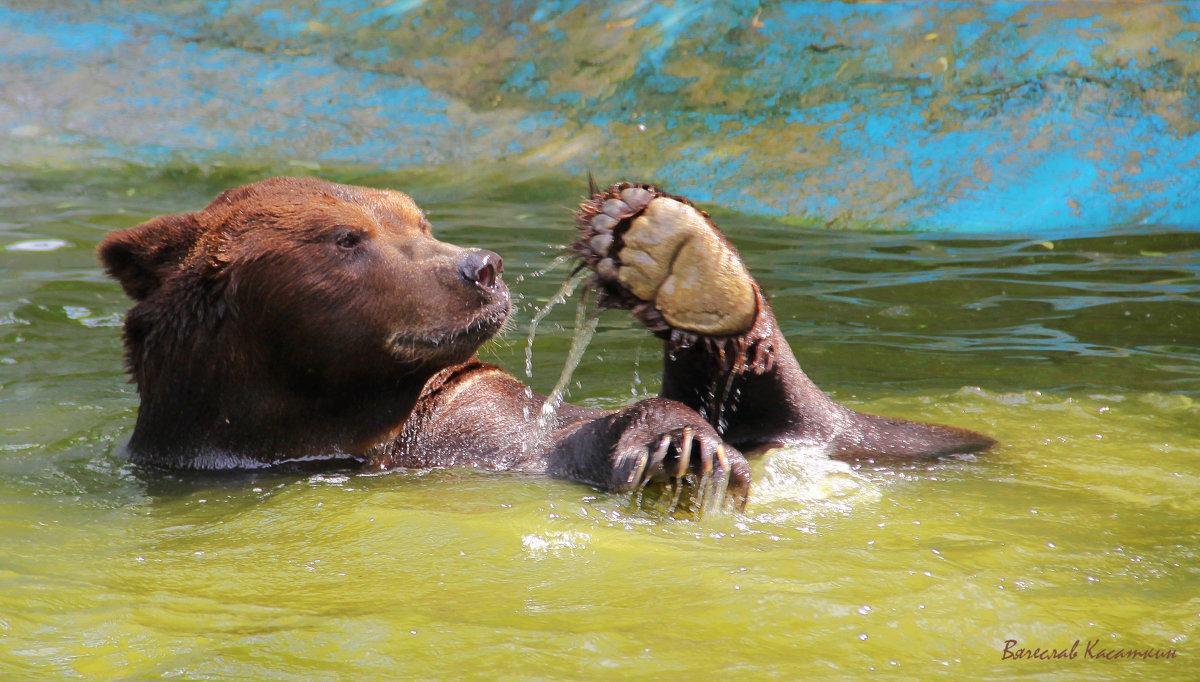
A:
[98, 177, 509, 468]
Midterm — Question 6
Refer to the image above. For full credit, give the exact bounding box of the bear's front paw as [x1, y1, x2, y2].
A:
[574, 183, 758, 337]
[611, 418, 751, 514]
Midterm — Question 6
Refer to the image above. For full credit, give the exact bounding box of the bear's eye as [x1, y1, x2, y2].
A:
[334, 230, 364, 250]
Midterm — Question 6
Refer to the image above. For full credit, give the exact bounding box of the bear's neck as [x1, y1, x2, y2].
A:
[125, 310, 438, 469]
[130, 368, 435, 469]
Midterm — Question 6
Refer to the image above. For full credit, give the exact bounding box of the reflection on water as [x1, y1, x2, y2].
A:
[0, 167, 1196, 678]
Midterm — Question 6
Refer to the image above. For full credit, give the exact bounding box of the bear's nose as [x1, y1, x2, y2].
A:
[458, 250, 503, 291]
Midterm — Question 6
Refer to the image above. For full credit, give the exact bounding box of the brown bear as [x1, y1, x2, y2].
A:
[98, 177, 992, 511]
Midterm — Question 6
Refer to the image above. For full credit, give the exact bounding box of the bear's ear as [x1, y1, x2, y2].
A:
[98, 213, 204, 300]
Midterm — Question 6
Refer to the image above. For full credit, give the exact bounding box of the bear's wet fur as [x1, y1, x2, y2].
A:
[99, 177, 992, 509]
[99, 177, 509, 469]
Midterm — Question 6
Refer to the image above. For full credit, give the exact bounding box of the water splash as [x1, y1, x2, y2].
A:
[535, 285, 600, 436]
[524, 268, 590, 379]
[629, 341, 648, 400]
[709, 367, 740, 437]
[521, 530, 591, 559]
[515, 251, 573, 284]
[749, 445, 881, 520]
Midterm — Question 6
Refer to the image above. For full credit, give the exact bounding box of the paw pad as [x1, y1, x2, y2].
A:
[574, 183, 757, 337]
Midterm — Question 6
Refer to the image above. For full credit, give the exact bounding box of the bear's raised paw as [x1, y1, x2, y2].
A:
[574, 183, 757, 337]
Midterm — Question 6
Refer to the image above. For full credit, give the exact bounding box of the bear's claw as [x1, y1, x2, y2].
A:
[618, 424, 750, 514]
[574, 182, 758, 338]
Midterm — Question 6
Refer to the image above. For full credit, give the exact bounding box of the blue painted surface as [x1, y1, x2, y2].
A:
[0, 1, 1197, 232]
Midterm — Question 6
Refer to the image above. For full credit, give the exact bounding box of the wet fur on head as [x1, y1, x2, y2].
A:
[98, 177, 511, 468]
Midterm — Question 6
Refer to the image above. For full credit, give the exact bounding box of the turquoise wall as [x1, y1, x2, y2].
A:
[2, 1, 1197, 231]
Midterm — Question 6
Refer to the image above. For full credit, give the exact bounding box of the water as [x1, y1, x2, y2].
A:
[523, 265, 588, 381]
[1, 166, 1197, 678]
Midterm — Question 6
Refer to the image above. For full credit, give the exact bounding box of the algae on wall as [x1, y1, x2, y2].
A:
[2, 1, 1197, 231]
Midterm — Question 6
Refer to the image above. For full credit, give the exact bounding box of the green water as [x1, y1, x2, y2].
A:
[1, 166, 1197, 679]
